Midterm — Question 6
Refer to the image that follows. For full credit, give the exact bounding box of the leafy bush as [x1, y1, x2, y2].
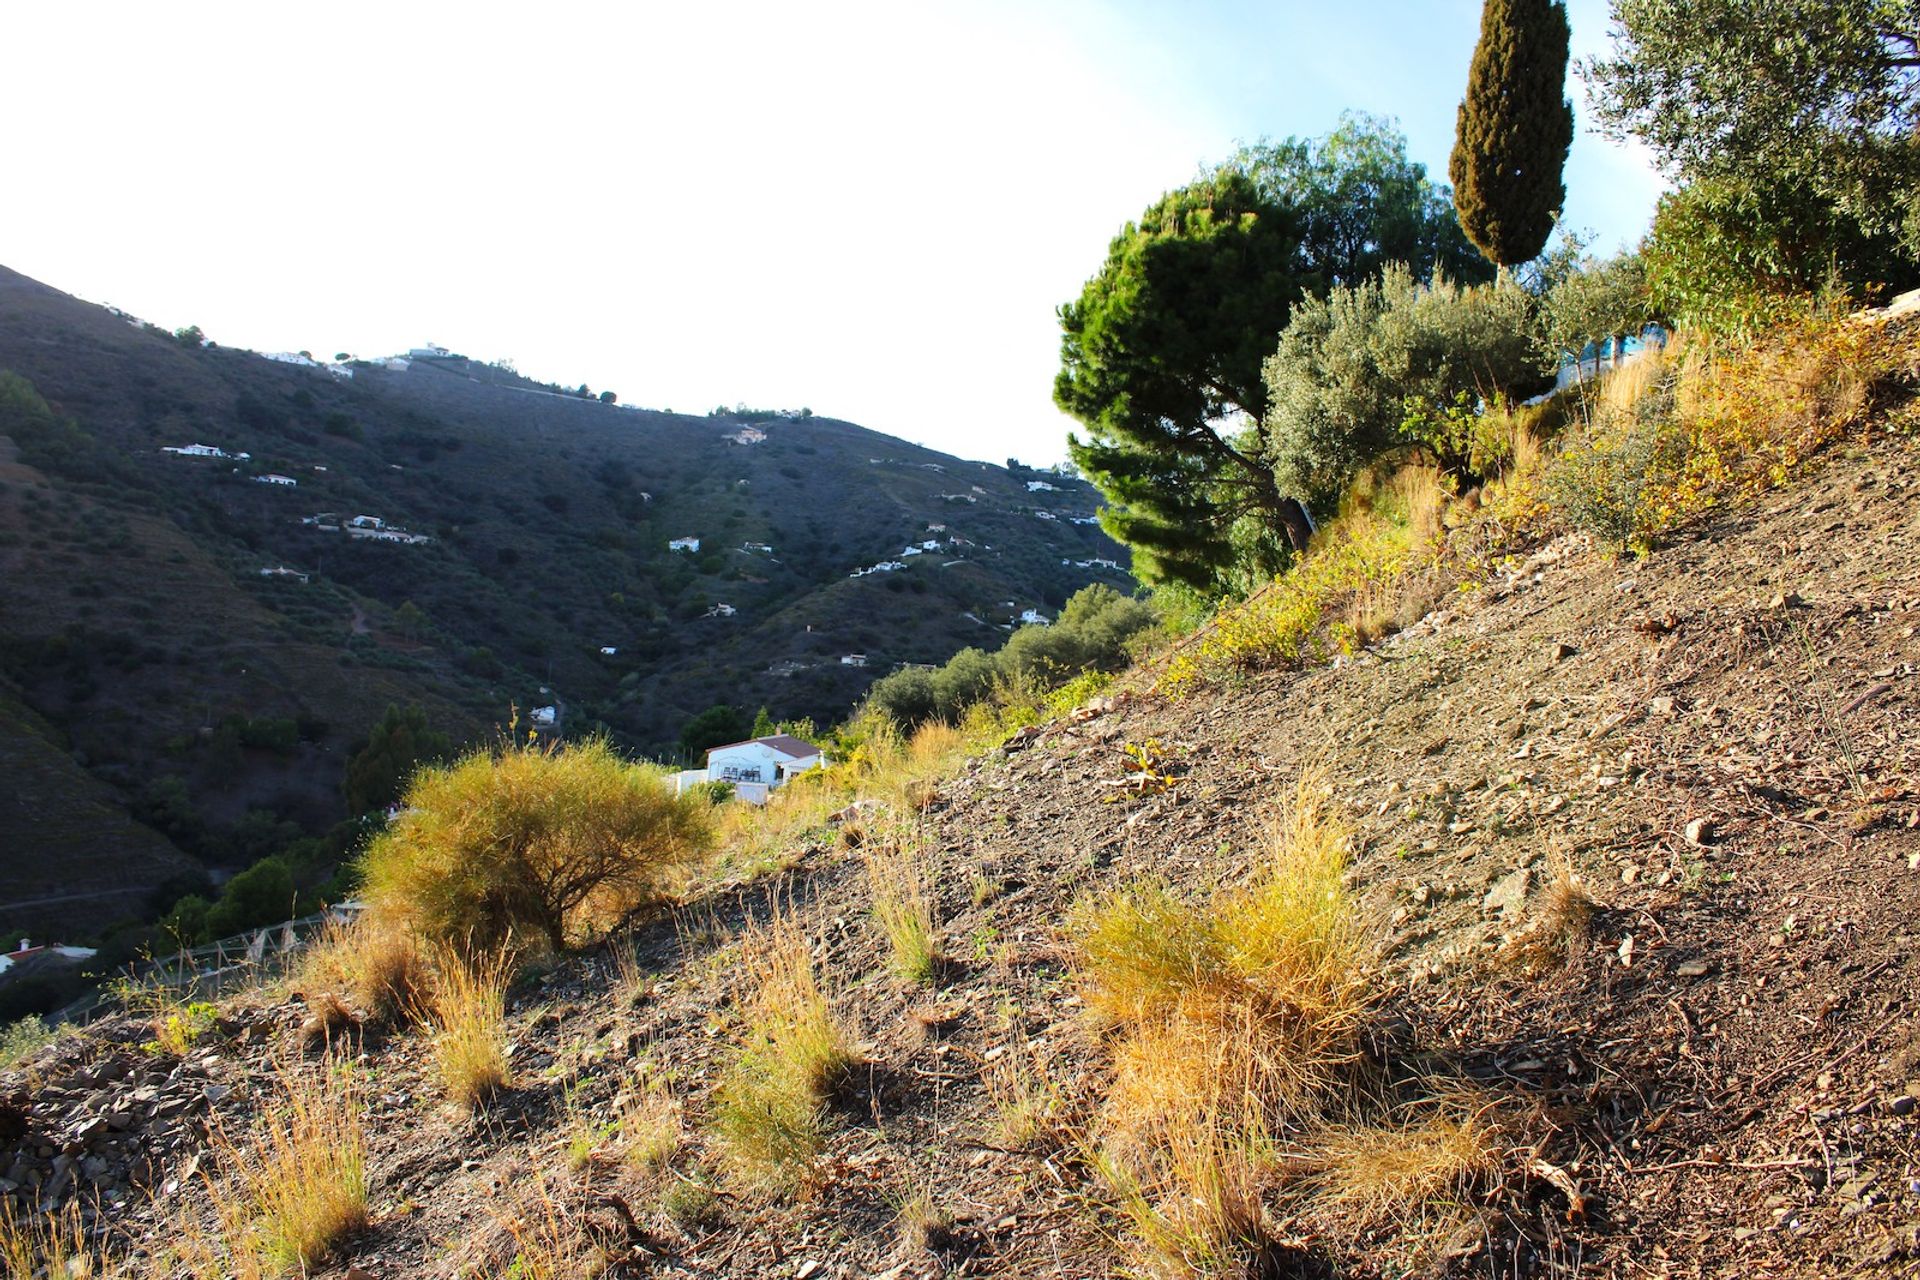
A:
[862, 584, 1155, 732]
[343, 704, 453, 815]
[1265, 266, 1543, 506]
[360, 737, 712, 952]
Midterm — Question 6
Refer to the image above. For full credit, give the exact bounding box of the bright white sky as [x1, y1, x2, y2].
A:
[3, 1, 1660, 465]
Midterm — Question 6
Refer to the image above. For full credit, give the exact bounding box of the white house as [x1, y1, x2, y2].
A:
[1020, 608, 1051, 625]
[694, 734, 826, 804]
[840, 653, 868, 667]
[704, 602, 737, 618]
[348, 515, 385, 529]
[163, 443, 230, 458]
[599, 646, 618, 656]
[741, 541, 774, 554]
[1025, 480, 1059, 492]
[256, 474, 299, 487]
[669, 536, 701, 553]
[529, 705, 558, 727]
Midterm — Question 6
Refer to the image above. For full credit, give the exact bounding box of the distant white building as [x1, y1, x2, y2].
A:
[725, 426, 768, 445]
[840, 653, 868, 667]
[409, 344, 453, 360]
[704, 602, 737, 618]
[348, 515, 384, 529]
[1020, 608, 1051, 625]
[256, 474, 299, 487]
[741, 541, 774, 554]
[529, 705, 558, 727]
[1034, 510, 1056, 521]
[668, 536, 701, 553]
[163, 443, 231, 458]
[258, 566, 310, 582]
[678, 734, 826, 805]
[1026, 480, 1059, 492]
[599, 646, 618, 656]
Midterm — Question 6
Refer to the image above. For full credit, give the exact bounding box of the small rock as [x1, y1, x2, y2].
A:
[1889, 1095, 1917, 1117]
[345, 1269, 378, 1280]
[1684, 817, 1716, 847]
[202, 1084, 232, 1105]
[1481, 868, 1530, 918]
[1650, 695, 1675, 715]
[1768, 591, 1802, 610]
[1675, 960, 1710, 977]
[1620, 865, 1641, 885]
[1550, 641, 1577, 662]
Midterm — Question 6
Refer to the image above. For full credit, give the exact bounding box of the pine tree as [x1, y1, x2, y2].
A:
[1449, 0, 1574, 267]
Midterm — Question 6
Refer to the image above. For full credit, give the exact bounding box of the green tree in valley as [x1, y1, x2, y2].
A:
[1450, 0, 1575, 267]
[343, 704, 453, 815]
[1056, 168, 1313, 592]
[679, 704, 748, 761]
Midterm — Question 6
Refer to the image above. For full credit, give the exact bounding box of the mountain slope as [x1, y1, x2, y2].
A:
[0, 265, 1129, 934]
[7, 423, 1915, 1278]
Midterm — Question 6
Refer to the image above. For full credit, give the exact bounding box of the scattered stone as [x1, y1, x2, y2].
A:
[1620, 864, 1641, 885]
[1481, 868, 1530, 919]
[1890, 1095, 1917, 1117]
[1675, 960, 1711, 978]
[1550, 641, 1577, 662]
[1684, 818, 1716, 847]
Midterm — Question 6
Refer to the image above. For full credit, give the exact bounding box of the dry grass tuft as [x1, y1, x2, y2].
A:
[237, 1060, 371, 1272]
[620, 1078, 684, 1171]
[486, 1173, 603, 1280]
[298, 912, 429, 1025]
[424, 945, 512, 1109]
[1311, 1102, 1499, 1227]
[983, 1038, 1070, 1150]
[0, 1200, 98, 1278]
[709, 913, 855, 1189]
[864, 840, 942, 985]
[1073, 772, 1367, 1273]
[890, 1179, 956, 1255]
[1500, 858, 1599, 975]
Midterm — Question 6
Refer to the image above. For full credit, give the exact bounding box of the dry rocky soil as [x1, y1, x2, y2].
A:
[6, 437, 1920, 1278]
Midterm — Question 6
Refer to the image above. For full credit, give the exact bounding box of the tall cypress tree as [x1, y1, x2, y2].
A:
[1449, 0, 1574, 267]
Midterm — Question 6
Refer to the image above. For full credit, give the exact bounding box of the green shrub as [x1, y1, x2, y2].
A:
[1264, 266, 1542, 505]
[360, 737, 713, 952]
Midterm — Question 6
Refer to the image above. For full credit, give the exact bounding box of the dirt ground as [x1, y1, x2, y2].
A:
[9, 438, 1920, 1278]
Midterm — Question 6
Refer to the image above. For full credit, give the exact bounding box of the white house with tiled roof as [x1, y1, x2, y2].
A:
[680, 733, 825, 804]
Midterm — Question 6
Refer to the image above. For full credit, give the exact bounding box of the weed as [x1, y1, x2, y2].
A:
[425, 945, 512, 1109]
[1072, 772, 1367, 1272]
[298, 912, 426, 1024]
[983, 1039, 1068, 1150]
[864, 841, 941, 985]
[661, 1169, 723, 1232]
[0, 1014, 57, 1068]
[488, 1173, 602, 1280]
[619, 1078, 683, 1171]
[709, 914, 854, 1189]
[1500, 858, 1598, 974]
[148, 999, 221, 1056]
[888, 1179, 955, 1255]
[0, 1200, 98, 1278]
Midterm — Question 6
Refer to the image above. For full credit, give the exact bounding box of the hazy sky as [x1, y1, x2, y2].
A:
[3, 1, 1661, 465]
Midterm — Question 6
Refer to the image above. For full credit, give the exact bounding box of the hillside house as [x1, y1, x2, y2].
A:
[683, 734, 825, 804]
[724, 426, 768, 445]
[1020, 608, 1051, 625]
[669, 537, 701, 553]
[1025, 480, 1059, 492]
[530, 705, 558, 727]
[599, 646, 618, 656]
[258, 566, 310, 582]
[348, 515, 385, 529]
[704, 602, 737, 618]
[741, 541, 774, 554]
[256, 474, 299, 487]
[840, 653, 868, 667]
[163, 443, 236, 459]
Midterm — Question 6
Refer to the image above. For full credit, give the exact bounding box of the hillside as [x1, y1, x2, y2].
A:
[5, 410, 1915, 1275]
[0, 265, 1128, 936]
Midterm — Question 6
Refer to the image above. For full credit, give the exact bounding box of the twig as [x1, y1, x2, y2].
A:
[1620, 1155, 1815, 1175]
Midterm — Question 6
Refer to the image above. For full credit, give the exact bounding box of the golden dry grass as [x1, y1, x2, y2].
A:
[709, 913, 855, 1189]
[1500, 857, 1599, 975]
[620, 1081, 684, 1171]
[1073, 772, 1367, 1274]
[298, 914, 414, 1023]
[0, 1200, 97, 1279]
[238, 1060, 371, 1272]
[864, 839, 941, 985]
[424, 945, 512, 1109]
